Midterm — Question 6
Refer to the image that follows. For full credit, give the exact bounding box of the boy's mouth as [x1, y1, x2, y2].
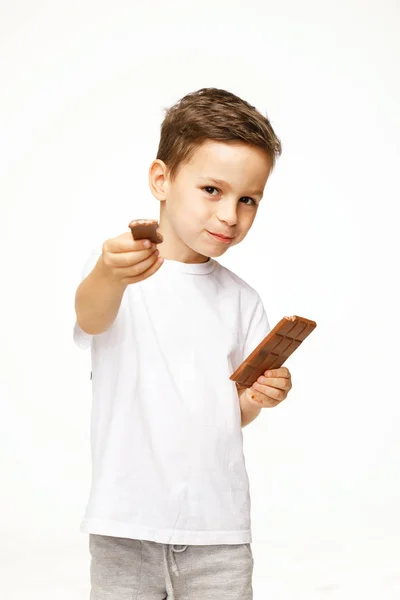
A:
[207, 230, 234, 244]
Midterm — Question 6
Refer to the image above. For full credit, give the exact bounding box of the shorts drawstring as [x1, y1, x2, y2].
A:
[163, 544, 188, 598]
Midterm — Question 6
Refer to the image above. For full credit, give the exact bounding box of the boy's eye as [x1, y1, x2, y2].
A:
[203, 186, 219, 196]
[241, 197, 257, 206]
[202, 186, 257, 206]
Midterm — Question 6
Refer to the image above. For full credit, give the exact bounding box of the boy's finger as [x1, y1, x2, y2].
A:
[256, 376, 287, 390]
[264, 367, 291, 379]
[108, 234, 155, 253]
[246, 388, 264, 406]
[246, 387, 280, 407]
[253, 382, 286, 401]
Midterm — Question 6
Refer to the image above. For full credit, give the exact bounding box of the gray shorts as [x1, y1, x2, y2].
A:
[89, 534, 254, 600]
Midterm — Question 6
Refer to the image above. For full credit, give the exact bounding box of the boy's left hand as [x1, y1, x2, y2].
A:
[246, 367, 292, 408]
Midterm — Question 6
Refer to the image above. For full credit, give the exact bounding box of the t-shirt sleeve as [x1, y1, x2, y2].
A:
[73, 249, 102, 350]
[241, 294, 271, 363]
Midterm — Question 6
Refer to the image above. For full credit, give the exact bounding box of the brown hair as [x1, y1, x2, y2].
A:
[156, 87, 282, 182]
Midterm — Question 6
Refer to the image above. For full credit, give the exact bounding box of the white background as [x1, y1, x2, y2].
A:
[1, 1, 399, 598]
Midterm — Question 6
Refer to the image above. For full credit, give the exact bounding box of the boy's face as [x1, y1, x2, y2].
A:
[149, 140, 272, 263]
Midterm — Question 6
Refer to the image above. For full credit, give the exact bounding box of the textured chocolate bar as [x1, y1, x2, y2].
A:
[129, 219, 163, 244]
[230, 315, 317, 388]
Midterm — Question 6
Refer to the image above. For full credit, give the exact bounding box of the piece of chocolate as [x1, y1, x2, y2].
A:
[230, 315, 317, 388]
[128, 219, 163, 244]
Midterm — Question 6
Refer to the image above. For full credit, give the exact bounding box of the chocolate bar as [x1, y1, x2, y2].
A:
[230, 315, 317, 388]
[128, 219, 163, 244]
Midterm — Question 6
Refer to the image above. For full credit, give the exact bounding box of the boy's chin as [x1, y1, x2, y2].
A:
[190, 236, 231, 259]
[194, 242, 226, 259]
[206, 248, 228, 258]
[190, 246, 225, 261]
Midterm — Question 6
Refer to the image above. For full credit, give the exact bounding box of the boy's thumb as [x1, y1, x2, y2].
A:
[246, 388, 257, 404]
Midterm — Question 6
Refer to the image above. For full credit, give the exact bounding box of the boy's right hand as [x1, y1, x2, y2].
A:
[99, 232, 163, 287]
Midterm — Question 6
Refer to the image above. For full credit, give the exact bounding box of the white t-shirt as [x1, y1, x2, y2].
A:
[73, 250, 271, 545]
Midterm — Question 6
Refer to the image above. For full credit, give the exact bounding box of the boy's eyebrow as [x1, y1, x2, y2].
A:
[197, 176, 263, 196]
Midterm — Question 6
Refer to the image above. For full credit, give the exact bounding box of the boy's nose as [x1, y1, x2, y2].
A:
[216, 207, 238, 228]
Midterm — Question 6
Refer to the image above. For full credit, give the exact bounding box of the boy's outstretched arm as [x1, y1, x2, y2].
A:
[75, 256, 127, 335]
[75, 233, 162, 335]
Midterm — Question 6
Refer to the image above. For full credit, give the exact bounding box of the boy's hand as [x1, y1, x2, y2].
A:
[244, 367, 292, 408]
[100, 231, 163, 287]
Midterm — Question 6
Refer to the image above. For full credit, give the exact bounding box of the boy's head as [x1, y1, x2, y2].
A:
[149, 88, 282, 263]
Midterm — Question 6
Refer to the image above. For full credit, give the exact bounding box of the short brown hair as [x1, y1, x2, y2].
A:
[156, 87, 282, 182]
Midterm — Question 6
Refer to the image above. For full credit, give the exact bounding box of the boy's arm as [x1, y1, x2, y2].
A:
[238, 385, 262, 428]
[75, 256, 127, 335]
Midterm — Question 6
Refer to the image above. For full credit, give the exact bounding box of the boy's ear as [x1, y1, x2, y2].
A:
[148, 159, 169, 201]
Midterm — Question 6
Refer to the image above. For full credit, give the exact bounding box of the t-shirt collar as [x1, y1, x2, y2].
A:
[160, 257, 216, 275]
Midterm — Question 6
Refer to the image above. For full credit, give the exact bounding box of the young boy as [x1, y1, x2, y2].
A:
[73, 87, 292, 600]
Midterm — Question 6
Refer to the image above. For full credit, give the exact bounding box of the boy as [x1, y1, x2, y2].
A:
[73, 87, 292, 599]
